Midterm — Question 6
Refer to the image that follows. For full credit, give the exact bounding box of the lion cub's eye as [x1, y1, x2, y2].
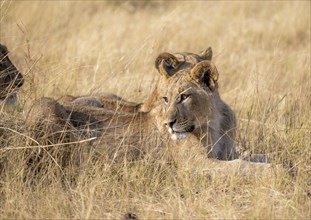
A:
[180, 94, 190, 102]
[162, 97, 169, 105]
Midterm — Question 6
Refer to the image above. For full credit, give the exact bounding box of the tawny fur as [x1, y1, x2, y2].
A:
[59, 92, 142, 114]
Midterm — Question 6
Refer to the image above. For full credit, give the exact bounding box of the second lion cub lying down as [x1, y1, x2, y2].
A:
[27, 47, 237, 160]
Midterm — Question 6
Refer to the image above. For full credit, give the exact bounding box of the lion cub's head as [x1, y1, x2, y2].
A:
[151, 47, 220, 141]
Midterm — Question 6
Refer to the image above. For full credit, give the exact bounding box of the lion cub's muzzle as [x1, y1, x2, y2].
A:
[165, 118, 195, 141]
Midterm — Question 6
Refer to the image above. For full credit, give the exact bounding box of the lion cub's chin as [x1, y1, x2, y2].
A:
[171, 132, 191, 141]
[168, 128, 191, 141]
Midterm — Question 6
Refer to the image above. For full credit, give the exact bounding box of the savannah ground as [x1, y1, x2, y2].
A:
[0, 1, 310, 219]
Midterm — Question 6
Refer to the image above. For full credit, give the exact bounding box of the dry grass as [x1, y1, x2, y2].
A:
[0, 1, 310, 219]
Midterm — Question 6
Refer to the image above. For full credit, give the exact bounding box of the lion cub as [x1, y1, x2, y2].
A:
[27, 47, 237, 160]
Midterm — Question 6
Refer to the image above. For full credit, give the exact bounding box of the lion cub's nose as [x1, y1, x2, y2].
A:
[165, 118, 177, 129]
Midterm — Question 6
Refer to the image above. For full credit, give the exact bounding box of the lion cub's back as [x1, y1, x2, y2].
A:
[59, 93, 142, 114]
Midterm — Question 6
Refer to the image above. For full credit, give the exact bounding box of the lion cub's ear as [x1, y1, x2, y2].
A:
[200, 47, 213, 61]
[190, 61, 219, 91]
[155, 52, 181, 77]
